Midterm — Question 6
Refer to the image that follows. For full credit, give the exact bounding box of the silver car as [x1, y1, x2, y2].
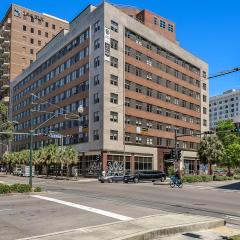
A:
[98, 172, 124, 183]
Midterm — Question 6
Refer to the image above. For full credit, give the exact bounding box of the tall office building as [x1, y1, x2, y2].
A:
[210, 89, 240, 129]
[11, 3, 209, 175]
[0, 4, 69, 103]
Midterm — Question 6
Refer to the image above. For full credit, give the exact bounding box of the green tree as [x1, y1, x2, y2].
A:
[217, 120, 240, 174]
[198, 135, 225, 175]
[43, 145, 59, 176]
[59, 147, 78, 177]
[0, 102, 13, 142]
[217, 120, 240, 146]
[224, 144, 240, 175]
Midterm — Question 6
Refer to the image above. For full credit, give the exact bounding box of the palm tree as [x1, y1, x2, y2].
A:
[44, 145, 59, 176]
[59, 147, 78, 177]
[198, 135, 224, 175]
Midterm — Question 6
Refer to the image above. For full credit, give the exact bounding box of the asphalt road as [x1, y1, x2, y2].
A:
[0, 175, 240, 240]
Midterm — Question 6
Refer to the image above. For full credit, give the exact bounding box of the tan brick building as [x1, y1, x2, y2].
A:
[11, 3, 209, 176]
[0, 4, 69, 103]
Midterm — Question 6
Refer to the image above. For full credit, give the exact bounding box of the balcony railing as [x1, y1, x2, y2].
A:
[2, 51, 10, 57]
[2, 40, 10, 47]
[3, 96, 10, 103]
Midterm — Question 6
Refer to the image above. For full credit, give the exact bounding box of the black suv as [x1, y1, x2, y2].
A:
[123, 170, 166, 183]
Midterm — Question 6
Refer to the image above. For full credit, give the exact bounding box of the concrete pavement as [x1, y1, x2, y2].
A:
[17, 213, 224, 240]
[0, 175, 240, 239]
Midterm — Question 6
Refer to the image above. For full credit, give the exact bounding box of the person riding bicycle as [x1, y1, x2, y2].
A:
[174, 170, 181, 181]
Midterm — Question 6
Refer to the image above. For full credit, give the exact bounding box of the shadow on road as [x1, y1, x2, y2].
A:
[217, 181, 240, 190]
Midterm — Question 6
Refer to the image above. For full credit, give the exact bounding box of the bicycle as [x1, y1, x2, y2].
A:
[170, 176, 183, 188]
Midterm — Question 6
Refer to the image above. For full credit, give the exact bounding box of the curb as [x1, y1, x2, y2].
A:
[116, 219, 225, 240]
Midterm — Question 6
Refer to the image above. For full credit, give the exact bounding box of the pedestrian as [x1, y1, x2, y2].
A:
[102, 170, 106, 177]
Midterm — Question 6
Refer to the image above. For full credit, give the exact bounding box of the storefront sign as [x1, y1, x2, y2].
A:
[104, 27, 110, 61]
[13, 8, 44, 22]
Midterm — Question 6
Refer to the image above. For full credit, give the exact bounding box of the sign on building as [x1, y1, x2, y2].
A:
[104, 27, 110, 61]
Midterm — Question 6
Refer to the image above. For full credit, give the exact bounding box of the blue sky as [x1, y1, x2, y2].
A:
[1, 0, 240, 96]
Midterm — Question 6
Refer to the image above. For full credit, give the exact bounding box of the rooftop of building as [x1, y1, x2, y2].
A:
[210, 89, 240, 100]
[0, 3, 69, 24]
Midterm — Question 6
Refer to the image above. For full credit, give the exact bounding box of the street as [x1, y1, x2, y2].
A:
[0, 175, 240, 239]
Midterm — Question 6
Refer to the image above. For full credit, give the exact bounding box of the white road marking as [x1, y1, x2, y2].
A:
[32, 195, 133, 221]
[17, 227, 94, 240]
[225, 215, 240, 222]
[0, 208, 12, 212]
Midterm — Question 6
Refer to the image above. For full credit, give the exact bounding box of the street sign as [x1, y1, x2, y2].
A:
[48, 133, 62, 139]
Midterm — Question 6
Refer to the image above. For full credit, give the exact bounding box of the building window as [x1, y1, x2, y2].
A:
[94, 74, 100, 85]
[110, 56, 118, 68]
[30, 28, 34, 33]
[203, 107, 207, 114]
[45, 32, 48, 38]
[125, 81, 130, 90]
[168, 24, 174, 32]
[110, 38, 118, 50]
[110, 111, 118, 122]
[147, 88, 152, 97]
[31, 17, 34, 23]
[125, 134, 131, 142]
[94, 111, 100, 122]
[202, 71, 207, 78]
[110, 93, 118, 104]
[94, 38, 100, 50]
[94, 93, 99, 104]
[30, 38, 34, 44]
[110, 130, 118, 140]
[153, 17, 158, 25]
[52, 24, 56, 30]
[111, 20, 118, 32]
[93, 130, 99, 140]
[203, 83, 207, 90]
[160, 20, 165, 28]
[38, 40, 41, 46]
[23, 25, 26, 31]
[136, 136, 142, 144]
[110, 74, 118, 86]
[203, 95, 207, 102]
[38, 30, 41, 35]
[147, 138, 153, 145]
[203, 119, 207, 126]
[157, 137, 162, 145]
[94, 20, 100, 32]
[125, 98, 130, 107]
[30, 49, 34, 54]
[147, 104, 152, 112]
[45, 22, 49, 27]
[94, 57, 100, 68]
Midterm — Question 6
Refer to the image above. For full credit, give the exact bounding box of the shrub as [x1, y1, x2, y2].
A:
[16, 184, 31, 193]
[10, 183, 22, 192]
[34, 187, 42, 192]
[213, 175, 228, 181]
[182, 175, 203, 183]
[0, 184, 11, 194]
[200, 175, 213, 182]
[234, 175, 240, 180]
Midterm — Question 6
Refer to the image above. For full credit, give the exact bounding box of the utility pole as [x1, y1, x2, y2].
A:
[29, 93, 33, 188]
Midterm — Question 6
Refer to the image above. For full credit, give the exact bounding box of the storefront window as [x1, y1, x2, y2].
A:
[134, 156, 152, 171]
[107, 155, 130, 174]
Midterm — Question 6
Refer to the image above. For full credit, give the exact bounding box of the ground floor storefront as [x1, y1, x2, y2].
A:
[75, 148, 201, 177]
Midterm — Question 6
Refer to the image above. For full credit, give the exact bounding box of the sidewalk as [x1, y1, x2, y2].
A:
[18, 213, 225, 240]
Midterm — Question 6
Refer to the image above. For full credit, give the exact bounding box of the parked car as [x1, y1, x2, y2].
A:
[98, 172, 124, 183]
[123, 170, 166, 183]
[213, 169, 226, 176]
[13, 168, 23, 176]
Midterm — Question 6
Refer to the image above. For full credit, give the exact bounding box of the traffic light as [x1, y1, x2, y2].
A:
[177, 150, 182, 160]
[204, 131, 215, 134]
[171, 149, 176, 159]
[231, 128, 240, 133]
